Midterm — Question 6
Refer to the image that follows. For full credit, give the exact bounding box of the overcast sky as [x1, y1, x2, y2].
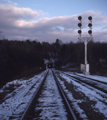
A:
[0, 0, 107, 43]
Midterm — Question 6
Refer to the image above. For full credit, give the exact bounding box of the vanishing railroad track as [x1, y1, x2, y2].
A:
[19, 70, 77, 120]
[62, 71, 107, 94]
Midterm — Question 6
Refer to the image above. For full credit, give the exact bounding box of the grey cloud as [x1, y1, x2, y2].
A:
[0, 4, 39, 19]
[0, 4, 107, 43]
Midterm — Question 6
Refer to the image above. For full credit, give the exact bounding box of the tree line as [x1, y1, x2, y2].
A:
[0, 39, 107, 88]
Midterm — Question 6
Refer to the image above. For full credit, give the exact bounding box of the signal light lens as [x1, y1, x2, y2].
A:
[88, 23, 92, 27]
[78, 30, 82, 34]
[78, 23, 82, 27]
[78, 16, 82, 20]
[88, 30, 92, 34]
[88, 16, 92, 20]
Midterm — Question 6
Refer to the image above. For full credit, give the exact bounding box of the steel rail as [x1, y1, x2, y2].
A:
[63, 72, 107, 94]
[20, 70, 49, 120]
[74, 73, 107, 85]
[52, 70, 77, 120]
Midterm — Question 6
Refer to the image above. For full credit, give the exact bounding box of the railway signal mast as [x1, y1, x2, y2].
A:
[78, 16, 93, 75]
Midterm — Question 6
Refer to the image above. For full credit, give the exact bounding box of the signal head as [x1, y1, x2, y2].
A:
[88, 30, 92, 34]
[78, 30, 82, 34]
[78, 16, 82, 20]
[78, 23, 82, 27]
[88, 16, 92, 20]
[88, 23, 92, 27]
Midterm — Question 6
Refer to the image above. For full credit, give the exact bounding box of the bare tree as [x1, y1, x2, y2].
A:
[0, 31, 5, 39]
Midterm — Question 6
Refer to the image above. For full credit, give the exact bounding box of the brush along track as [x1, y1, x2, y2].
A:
[20, 70, 77, 120]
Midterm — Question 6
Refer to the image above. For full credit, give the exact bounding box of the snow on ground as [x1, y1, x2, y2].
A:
[0, 69, 107, 120]
[57, 72, 107, 119]
[64, 72, 107, 92]
[55, 72, 88, 119]
[75, 72, 107, 83]
[0, 70, 48, 120]
[35, 70, 67, 120]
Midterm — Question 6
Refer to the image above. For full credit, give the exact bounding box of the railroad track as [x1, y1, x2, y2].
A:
[62, 71, 107, 94]
[53, 70, 107, 119]
[19, 70, 77, 120]
[74, 73, 107, 85]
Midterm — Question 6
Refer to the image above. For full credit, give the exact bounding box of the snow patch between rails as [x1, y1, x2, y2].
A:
[34, 70, 67, 120]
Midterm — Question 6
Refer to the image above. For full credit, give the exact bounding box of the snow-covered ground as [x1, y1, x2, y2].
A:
[0, 70, 48, 120]
[75, 73, 107, 83]
[63, 72, 107, 92]
[73, 72, 107, 83]
[55, 70, 107, 120]
[0, 69, 107, 120]
[34, 70, 67, 120]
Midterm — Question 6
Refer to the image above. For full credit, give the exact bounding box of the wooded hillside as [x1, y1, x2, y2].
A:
[0, 39, 107, 88]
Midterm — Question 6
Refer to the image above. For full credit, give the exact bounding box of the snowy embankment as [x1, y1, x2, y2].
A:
[0, 70, 48, 120]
